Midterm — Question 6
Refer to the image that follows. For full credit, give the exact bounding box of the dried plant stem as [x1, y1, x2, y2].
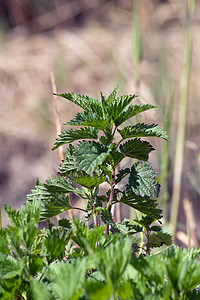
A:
[183, 197, 199, 247]
[50, 72, 73, 219]
[132, 0, 141, 90]
[170, 0, 195, 239]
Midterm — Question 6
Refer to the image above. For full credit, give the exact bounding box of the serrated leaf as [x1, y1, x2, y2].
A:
[101, 209, 115, 225]
[149, 231, 172, 248]
[116, 168, 130, 183]
[46, 258, 87, 300]
[27, 177, 74, 201]
[57, 92, 102, 115]
[119, 139, 154, 161]
[53, 127, 98, 149]
[106, 85, 118, 103]
[30, 279, 53, 300]
[74, 141, 109, 174]
[70, 172, 106, 189]
[0, 254, 23, 279]
[67, 111, 110, 131]
[120, 192, 162, 219]
[107, 94, 137, 122]
[127, 161, 160, 198]
[115, 104, 156, 127]
[118, 123, 169, 141]
[39, 194, 72, 222]
[87, 238, 132, 288]
[42, 227, 72, 264]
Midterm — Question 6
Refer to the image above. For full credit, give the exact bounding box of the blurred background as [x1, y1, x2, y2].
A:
[0, 0, 200, 245]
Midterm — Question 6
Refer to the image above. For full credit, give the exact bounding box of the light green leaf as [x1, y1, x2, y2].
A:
[118, 123, 169, 141]
[42, 227, 72, 264]
[115, 104, 156, 127]
[0, 254, 23, 279]
[30, 279, 53, 300]
[127, 161, 160, 198]
[119, 139, 154, 161]
[53, 127, 98, 149]
[87, 238, 132, 289]
[74, 141, 109, 174]
[120, 192, 162, 219]
[46, 258, 87, 300]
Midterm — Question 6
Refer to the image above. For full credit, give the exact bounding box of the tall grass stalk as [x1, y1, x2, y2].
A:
[170, 0, 195, 239]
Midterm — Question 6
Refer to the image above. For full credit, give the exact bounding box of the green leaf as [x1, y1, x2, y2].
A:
[67, 111, 110, 131]
[46, 258, 87, 300]
[0, 230, 10, 255]
[39, 194, 72, 222]
[30, 279, 53, 300]
[0, 254, 23, 279]
[42, 227, 72, 264]
[127, 161, 160, 198]
[57, 92, 102, 115]
[118, 123, 169, 141]
[116, 168, 130, 183]
[53, 127, 98, 149]
[27, 177, 74, 202]
[107, 94, 137, 122]
[149, 231, 172, 248]
[87, 238, 132, 289]
[70, 172, 106, 189]
[85, 280, 113, 300]
[120, 192, 162, 219]
[74, 141, 109, 174]
[115, 104, 156, 127]
[119, 139, 154, 161]
[101, 209, 115, 225]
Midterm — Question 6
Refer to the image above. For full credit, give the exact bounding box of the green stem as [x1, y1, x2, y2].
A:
[105, 170, 115, 236]
[170, 0, 195, 239]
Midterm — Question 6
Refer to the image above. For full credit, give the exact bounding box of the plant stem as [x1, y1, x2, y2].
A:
[105, 171, 115, 236]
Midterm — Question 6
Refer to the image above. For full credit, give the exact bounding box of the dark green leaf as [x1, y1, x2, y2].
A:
[116, 168, 130, 183]
[149, 231, 172, 248]
[53, 127, 98, 149]
[39, 194, 72, 222]
[74, 141, 109, 174]
[115, 104, 156, 127]
[70, 172, 106, 189]
[57, 92, 102, 115]
[107, 94, 137, 122]
[67, 111, 110, 131]
[119, 139, 154, 161]
[120, 192, 162, 219]
[118, 123, 169, 141]
[127, 161, 160, 198]
[27, 177, 74, 201]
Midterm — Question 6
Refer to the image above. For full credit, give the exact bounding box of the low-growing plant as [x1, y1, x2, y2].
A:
[1, 87, 200, 300]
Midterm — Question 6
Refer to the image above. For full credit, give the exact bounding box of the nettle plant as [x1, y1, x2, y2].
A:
[2, 87, 200, 300]
[28, 86, 170, 252]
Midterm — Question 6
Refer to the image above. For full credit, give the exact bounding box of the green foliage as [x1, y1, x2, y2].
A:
[3, 86, 199, 299]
